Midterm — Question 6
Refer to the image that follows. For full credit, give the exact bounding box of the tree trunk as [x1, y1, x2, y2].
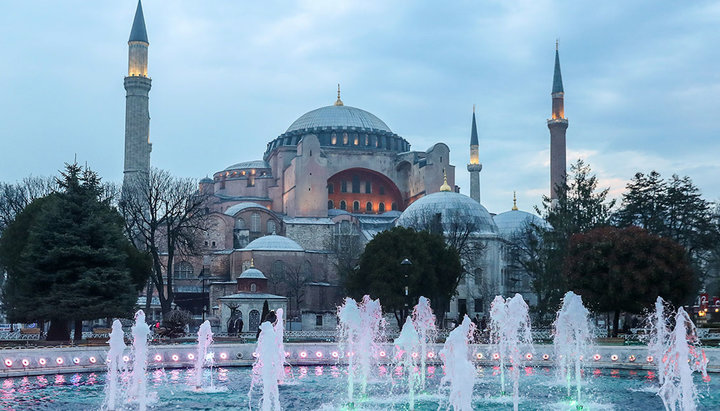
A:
[47, 319, 70, 342]
[73, 319, 83, 343]
[612, 310, 620, 338]
[144, 276, 152, 312]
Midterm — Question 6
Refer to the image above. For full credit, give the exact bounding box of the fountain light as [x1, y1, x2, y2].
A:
[315, 351, 323, 358]
[411, 352, 419, 358]
[21, 359, 30, 367]
[379, 350, 386, 357]
[219, 352, 228, 360]
[428, 352, 435, 359]
[347, 351, 354, 357]
[187, 353, 195, 360]
[542, 354, 550, 360]
[252, 352, 259, 358]
[285, 351, 291, 358]
[56, 357, 64, 365]
[525, 353, 533, 360]
[611, 354, 619, 362]
[89, 357, 97, 364]
[331, 351, 339, 358]
[593, 354, 601, 361]
[629, 355, 636, 362]
[154, 354, 162, 362]
[646, 355, 654, 363]
[39, 358, 47, 366]
[73, 357, 80, 364]
[492, 352, 500, 360]
[171, 354, 179, 362]
[300, 351, 308, 358]
[476, 353, 484, 360]
[122, 355, 130, 362]
[4, 359, 12, 367]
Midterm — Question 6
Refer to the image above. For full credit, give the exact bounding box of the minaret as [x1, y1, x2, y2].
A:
[123, 0, 152, 186]
[547, 41, 568, 202]
[467, 105, 482, 203]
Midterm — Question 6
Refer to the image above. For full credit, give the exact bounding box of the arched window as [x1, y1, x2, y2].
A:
[342, 132, 349, 145]
[340, 200, 346, 210]
[353, 134, 359, 145]
[249, 310, 261, 333]
[327, 183, 334, 194]
[341, 181, 347, 193]
[365, 181, 371, 193]
[364, 134, 369, 146]
[331, 133, 337, 145]
[250, 213, 261, 232]
[302, 260, 312, 277]
[328, 200, 334, 209]
[267, 220, 276, 234]
[235, 218, 246, 230]
[272, 260, 285, 277]
[352, 175, 360, 193]
[250, 283, 257, 292]
[353, 201, 360, 212]
[391, 202, 397, 211]
[366, 202, 372, 212]
[173, 261, 194, 279]
[379, 202, 385, 213]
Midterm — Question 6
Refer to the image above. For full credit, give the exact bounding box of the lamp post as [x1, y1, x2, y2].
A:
[198, 269, 208, 323]
[401, 258, 412, 319]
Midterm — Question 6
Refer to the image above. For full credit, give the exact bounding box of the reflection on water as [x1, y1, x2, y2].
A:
[0, 366, 716, 410]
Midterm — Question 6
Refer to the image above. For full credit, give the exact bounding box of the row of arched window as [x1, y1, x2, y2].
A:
[328, 200, 397, 213]
[234, 213, 277, 234]
[328, 132, 408, 151]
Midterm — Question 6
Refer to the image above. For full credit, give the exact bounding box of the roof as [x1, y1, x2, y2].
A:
[396, 191, 498, 235]
[241, 234, 304, 252]
[283, 217, 334, 225]
[239, 267, 267, 279]
[200, 177, 213, 183]
[470, 111, 479, 146]
[286, 105, 392, 133]
[219, 293, 287, 300]
[224, 160, 271, 171]
[224, 202, 270, 216]
[552, 49, 564, 94]
[494, 209, 549, 238]
[129, 1, 148, 43]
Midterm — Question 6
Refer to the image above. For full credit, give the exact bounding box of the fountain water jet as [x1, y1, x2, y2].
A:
[553, 291, 592, 408]
[193, 320, 213, 390]
[103, 319, 126, 410]
[272, 308, 286, 384]
[411, 296, 437, 391]
[657, 307, 709, 411]
[337, 297, 362, 405]
[127, 310, 151, 411]
[251, 321, 282, 411]
[394, 316, 420, 410]
[439, 315, 476, 411]
[490, 293, 533, 411]
[358, 295, 384, 394]
[648, 296, 671, 387]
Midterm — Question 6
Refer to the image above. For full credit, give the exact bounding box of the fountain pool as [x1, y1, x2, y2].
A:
[0, 365, 718, 410]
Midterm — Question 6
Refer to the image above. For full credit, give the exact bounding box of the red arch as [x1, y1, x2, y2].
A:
[327, 168, 404, 214]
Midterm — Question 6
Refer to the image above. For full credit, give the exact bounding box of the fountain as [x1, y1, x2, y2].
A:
[553, 291, 593, 408]
[337, 297, 362, 405]
[411, 296, 437, 391]
[657, 307, 709, 411]
[127, 310, 151, 411]
[394, 316, 420, 410]
[358, 295, 385, 394]
[193, 320, 213, 390]
[490, 293, 533, 411]
[251, 321, 282, 411]
[648, 296, 671, 386]
[103, 319, 126, 410]
[439, 315, 476, 411]
[272, 308, 286, 384]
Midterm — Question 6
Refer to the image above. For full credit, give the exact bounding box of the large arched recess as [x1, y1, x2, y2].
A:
[327, 168, 404, 214]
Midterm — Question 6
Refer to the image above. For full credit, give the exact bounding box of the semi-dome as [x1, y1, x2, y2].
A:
[286, 105, 392, 134]
[494, 209, 548, 238]
[396, 192, 498, 235]
[241, 234, 304, 252]
[238, 267, 267, 279]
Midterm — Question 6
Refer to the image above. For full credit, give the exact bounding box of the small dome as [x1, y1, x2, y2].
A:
[224, 160, 271, 171]
[286, 105, 392, 134]
[396, 192, 498, 235]
[239, 267, 266, 279]
[494, 209, 548, 238]
[242, 234, 304, 251]
[200, 177, 213, 184]
[224, 202, 269, 217]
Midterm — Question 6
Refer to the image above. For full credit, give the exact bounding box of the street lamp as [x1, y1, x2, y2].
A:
[401, 258, 412, 318]
[198, 269, 208, 322]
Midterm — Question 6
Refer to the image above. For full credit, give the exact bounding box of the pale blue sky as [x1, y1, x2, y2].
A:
[0, 0, 718, 214]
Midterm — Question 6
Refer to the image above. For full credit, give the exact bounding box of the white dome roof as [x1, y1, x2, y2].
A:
[396, 192, 498, 235]
[286, 105, 392, 133]
[493, 209, 548, 238]
[238, 267, 266, 279]
[242, 234, 304, 252]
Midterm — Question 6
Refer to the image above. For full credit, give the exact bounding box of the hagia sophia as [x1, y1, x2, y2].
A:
[123, 1, 565, 332]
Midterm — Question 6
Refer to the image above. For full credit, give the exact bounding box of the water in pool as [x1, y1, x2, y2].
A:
[0, 365, 717, 410]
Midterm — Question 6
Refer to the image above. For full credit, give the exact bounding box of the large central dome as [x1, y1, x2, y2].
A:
[286, 105, 392, 134]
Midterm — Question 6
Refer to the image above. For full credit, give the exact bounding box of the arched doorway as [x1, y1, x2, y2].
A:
[249, 309, 261, 333]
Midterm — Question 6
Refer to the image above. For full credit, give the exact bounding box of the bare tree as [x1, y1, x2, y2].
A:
[0, 176, 58, 233]
[284, 263, 312, 318]
[119, 168, 210, 316]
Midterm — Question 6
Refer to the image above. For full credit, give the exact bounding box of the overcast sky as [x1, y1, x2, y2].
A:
[1, 0, 718, 215]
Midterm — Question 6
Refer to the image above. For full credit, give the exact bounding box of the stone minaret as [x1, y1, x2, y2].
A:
[123, 0, 152, 186]
[467, 105, 482, 203]
[547, 41, 568, 202]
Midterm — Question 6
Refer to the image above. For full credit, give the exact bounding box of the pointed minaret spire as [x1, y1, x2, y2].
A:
[440, 169, 452, 192]
[512, 191, 518, 211]
[467, 105, 482, 203]
[334, 83, 344, 106]
[129, 1, 148, 44]
[548, 41, 568, 203]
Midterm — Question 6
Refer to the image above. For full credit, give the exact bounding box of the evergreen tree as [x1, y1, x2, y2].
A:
[0, 163, 146, 341]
